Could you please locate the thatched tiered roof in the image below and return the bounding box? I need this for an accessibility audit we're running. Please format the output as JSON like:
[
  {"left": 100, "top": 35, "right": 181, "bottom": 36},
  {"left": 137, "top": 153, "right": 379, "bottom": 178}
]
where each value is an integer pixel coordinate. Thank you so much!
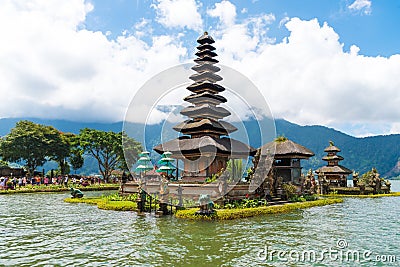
[
  {"left": 174, "top": 31, "right": 236, "bottom": 137},
  {"left": 260, "top": 137, "right": 314, "bottom": 159},
  {"left": 153, "top": 136, "right": 254, "bottom": 158},
  {"left": 154, "top": 32, "right": 255, "bottom": 158},
  {"left": 316, "top": 165, "right": 352, "bottom": 175},
  {"left": 316, "top": 141, "right": 352, "bottom": 175}
]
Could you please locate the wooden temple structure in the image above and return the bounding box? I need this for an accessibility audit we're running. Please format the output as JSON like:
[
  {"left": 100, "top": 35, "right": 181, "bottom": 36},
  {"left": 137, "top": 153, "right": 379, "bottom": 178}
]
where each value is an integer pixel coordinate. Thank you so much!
[
  {"left": 251, "top": 137, "right": 315, "bottom": 197},
  {"left": 315, "top": 141, "right": 352, "bottom": 187},
  {"left": 153, "top": 32, "right": 255, "bottom": 182},
  {"left": 261, "top": 137, "right": 315, "bottom": 185}
]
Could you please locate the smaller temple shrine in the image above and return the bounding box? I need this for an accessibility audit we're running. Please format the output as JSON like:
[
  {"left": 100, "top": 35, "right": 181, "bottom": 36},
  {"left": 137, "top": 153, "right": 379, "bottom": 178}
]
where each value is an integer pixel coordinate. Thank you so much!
[
  {"left": 258, "top": 137, "right": 314, "bottom": 184},
  {"left": 250, "top": 137, "right": 314, "bottom": 198},
  {"left": 315, "top": 141, "right": 352, "bottom": 187}
]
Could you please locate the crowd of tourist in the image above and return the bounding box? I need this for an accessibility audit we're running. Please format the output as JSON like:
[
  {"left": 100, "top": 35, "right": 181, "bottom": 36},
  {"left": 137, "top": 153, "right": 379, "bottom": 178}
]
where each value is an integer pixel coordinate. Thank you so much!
[{"left": 0, "top": 175, "right": 114, "bottom": 190}]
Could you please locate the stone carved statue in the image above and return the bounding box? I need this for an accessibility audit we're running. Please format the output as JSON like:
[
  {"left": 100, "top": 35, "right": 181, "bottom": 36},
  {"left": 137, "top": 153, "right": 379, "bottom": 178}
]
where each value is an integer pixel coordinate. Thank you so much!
[
  {"left": 310, "top": 176, "right": 316, "bottom": 194},
  {"left": 318, "top": 172, "right": 329, "bottom": 194},
  {"left": 158, "top": 176, "right": 170, "bottom": 214},
  {"left": 268, "top": 170, "right": 274, "bottom": 192},
  {"left": 302, "top": 169, "right": 313, "bottom": 193},
  {"left": 385, "top": 180, "right": 391, "bottom": 192},
  {"left": 70, "top": 187, "right": 83, "bottom": 198},
  {"left": 197, "top": 194, "right": 214, "bottom": 215},
  {"left": 159, "top": 176, "right": 169, "bottom": 195},
  {"left": 353, "top": 171, "right": 359, "bottom": 187}
]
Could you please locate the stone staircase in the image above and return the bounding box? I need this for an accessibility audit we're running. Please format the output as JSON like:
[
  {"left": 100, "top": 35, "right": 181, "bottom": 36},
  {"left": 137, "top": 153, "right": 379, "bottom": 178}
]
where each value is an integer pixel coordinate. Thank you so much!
[{"left": 268, "top": 197, "right": 290, "bottom": 206}]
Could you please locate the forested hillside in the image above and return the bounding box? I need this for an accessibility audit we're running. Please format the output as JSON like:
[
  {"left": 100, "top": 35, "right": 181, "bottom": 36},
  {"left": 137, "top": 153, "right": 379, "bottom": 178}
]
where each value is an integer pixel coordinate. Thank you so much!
[{"left": 1, "top": 118, "right": 399, "bottom": 177}]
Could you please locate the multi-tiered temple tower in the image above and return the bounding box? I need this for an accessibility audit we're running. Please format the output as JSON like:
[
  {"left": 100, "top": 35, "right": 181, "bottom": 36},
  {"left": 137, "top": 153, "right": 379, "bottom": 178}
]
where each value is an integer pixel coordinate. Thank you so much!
[
  {"left": 154, "top": 32, "right": 255, "bottom": 182},
  {"left": 315, "top": 141, "right": 352, "bottom": 187}
]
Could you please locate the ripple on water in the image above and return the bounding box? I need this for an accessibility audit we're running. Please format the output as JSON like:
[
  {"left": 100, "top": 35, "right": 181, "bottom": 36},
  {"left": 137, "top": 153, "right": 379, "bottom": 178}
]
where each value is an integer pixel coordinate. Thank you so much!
[{"left": 1, "top": 187, "right": 400, "bottom": 266}]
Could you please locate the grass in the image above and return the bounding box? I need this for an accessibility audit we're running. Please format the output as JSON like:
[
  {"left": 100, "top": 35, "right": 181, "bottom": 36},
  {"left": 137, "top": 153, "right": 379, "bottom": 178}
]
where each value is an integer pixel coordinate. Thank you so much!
[
  {"left": 322, "top": 192, "right": 400, "bottom": 198},
  {"left": 64, "top": 196, "right": 137, "bottom": 211},
  {"left": 0, "top": 184, "right": 120, "bottom": 194},
  {"left": 64, "top": 197, "right": 102, "bottom": 205},
  {"left": 65, "top": 194, "right": 344, "bottom": 219},
  {"left": 64, "top": 191, "right": 400, "bottom": 219},
  {"left": 97, "top": 200, "right": 137, "bottom": 211},
  {"left": 175, "top": 198, "right": 344, "bottom": 220}
]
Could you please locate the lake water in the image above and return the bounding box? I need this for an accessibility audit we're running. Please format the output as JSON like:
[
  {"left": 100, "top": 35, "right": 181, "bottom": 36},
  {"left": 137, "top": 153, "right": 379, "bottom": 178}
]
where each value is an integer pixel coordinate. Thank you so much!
[{"left": 1, "top": 181, "right": 399, "bottom": 266}]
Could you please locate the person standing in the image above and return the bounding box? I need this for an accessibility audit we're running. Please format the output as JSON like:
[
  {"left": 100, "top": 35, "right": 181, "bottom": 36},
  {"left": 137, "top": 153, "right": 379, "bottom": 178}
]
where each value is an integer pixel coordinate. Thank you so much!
[
  {"left": 18, "top": 177, "right": 23, "bottom": 188},
  {"left": 63, "top": 175, "right": 69, "bottom": 187},
  {"left": 35, "top": 176, "right": 41, "bottom": 185}
]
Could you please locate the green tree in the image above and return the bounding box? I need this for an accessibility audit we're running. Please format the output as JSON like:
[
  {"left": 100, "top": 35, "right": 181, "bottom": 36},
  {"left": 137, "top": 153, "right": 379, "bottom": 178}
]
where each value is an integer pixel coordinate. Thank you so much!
[
  {"left": 77, "top": 129, "right": 141, "bottom": 182},
  {"left": 0, "top": 120, "right": 66, "bottom": 177},
  {"left": 48, "top": 132, "right": 74, "bottom": 175},
  {"left": 0, "top": 160, "right": 9, "bottom": 168},
  {"left": 69, "top": 150, "right": 84, "bottom": 173},
  {"left": 120, "top": 132, "right": 142, "bottom": 172}
]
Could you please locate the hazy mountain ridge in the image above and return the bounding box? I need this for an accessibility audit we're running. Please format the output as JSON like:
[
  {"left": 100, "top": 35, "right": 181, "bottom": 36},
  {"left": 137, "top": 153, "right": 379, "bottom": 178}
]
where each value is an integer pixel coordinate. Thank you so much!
[{"left": 1, "top": 118, "right": 399, "bottom": 177}]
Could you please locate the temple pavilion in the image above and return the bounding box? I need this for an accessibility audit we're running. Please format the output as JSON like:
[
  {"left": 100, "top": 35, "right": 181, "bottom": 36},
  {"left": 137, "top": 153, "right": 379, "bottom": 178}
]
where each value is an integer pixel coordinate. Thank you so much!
[
  {"left": 153, "top": 32, "right": 256, "bottom": 182},
  {"left": 259, "top": 137, "right": 314, "bottom": 185},
  {"left": 315, "top": 141, "right": 352, "bottom": 187}
]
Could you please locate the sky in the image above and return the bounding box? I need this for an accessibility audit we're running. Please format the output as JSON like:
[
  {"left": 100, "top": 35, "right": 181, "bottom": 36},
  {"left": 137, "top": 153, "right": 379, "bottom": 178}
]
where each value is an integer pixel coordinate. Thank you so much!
[{"left": 0, "top": 0, "right": 399, "bottom": 137}]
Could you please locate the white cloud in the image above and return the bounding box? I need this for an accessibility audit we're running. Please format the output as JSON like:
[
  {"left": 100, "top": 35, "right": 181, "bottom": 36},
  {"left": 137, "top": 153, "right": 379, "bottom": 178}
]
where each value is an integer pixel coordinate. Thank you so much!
[
  {"left": 390, "top": 123, "right": 400, "bottom": 135},
  {"left": 279, "top": 16, "right": 289, "bottom": 28},
  {"left": 151, "top": 0, "right": 202, "bottom": 31},
  {"left": 210, "top": 13, "right": 275, "bottom": 61},
  {"left": 1, "top": 0, "right": 399, "bottom": 137},
  {"left": 210, "top": 17, "right": 400, "bottom": 136},
  {"left": 134, "top": 18, "right": 153, "bottom": 37},
  {"left": 207, "top": 0, "right": 237, "bottom": 27},
  {"left": 0, "top": 0, "right": 187, "bottom": 122},
  {"left": 348, "top": 0, "right": 372, "bottom": 15}
]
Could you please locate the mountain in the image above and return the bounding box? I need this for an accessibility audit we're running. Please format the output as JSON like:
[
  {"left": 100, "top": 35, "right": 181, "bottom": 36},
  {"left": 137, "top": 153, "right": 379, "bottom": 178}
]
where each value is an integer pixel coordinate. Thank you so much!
[
  {"left": 274, "top": 119, "right": 400, "bottom": 177},
  {"left": 1, "top": 117, "right": 399, "bottom": 178}
]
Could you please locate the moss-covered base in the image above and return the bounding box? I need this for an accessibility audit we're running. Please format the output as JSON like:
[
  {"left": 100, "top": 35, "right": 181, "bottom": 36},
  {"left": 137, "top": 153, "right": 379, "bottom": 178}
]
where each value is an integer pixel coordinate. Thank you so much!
[
  {"left": 175, "top": 198, "right": 344, "bottom": 220},
  {"left": 0, "top": 184, "right": 119, "bottom": 194},
  {"left": 64, "top": 197, "right": 137, "bottom": 211},
  {"left": 322, "top": 192, "right": 400, "bottom": 198}
]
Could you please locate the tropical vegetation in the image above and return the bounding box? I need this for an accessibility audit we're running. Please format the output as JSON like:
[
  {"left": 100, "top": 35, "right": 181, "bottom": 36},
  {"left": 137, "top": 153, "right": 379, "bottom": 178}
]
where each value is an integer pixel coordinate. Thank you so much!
[
  {"left": 0, "top": 120, "right": 142, "bottom": 179},
  {"left": 1, "top": 118, "right": 399, "bottom": 177},
  {"left": 0, "top": 183, "right": 119, "bottom": 194},
  {"left": 64, "top": 193, "right": 138, "bottom": 211}
]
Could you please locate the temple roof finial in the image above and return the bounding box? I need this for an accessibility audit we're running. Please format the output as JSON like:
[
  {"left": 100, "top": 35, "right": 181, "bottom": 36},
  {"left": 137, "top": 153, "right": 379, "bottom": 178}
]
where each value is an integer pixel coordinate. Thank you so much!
[{"left": 197, "top": 32, "right": 214, "bottom": 44}]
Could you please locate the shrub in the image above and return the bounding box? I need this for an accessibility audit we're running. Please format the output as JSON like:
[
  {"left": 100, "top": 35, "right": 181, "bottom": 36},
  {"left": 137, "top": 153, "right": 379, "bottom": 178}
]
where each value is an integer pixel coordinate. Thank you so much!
[
  {"left": 282, "top": 183, "right": 297, "bottom": 199},
  {"left": 65, "top": 197, "right": 137, "bottom": 211},
  {"left": 97, "top": 200, "right": 137, "bottom": 211}
]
